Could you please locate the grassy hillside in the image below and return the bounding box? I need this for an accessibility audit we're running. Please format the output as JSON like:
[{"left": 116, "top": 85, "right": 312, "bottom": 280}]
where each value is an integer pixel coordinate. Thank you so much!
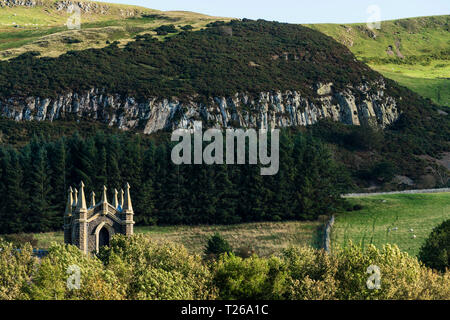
[
  {"left": 0, "top": 19, "right": 382, "bottom": 100},
  {"left": 309, "top": 16, "right": 450, "bottom": 106},
  {"left": 1, "top": 2, "right": 448, "bottom": 106},
  {"left": 332, "top": 193, "right": 450, "bottom": 256},
  {"left": 0, "top": 0, "right": 228, "bottom": 59}
]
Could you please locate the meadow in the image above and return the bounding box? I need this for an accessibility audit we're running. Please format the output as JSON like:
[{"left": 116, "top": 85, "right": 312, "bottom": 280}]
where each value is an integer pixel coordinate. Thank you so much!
[
  {"left": 310, "top": 15, "right": 450, "bottom": 107},
  {"left": 332, "top": 193, "right": 450, "bottom": 256},
  {"left": 34, "top": 220, "right": 324, "bottom": 257},
  {"left": 374, "top": 66, "right": 449, "bottom": 108},
  {"left": 29, "top": 193, "right": 450, "bottom": 257}
]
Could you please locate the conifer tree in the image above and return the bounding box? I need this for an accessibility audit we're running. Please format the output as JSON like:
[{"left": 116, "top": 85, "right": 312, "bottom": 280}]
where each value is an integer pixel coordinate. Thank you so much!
[{"left": 0, "top": 149, "right": 28, "bottom": 233}]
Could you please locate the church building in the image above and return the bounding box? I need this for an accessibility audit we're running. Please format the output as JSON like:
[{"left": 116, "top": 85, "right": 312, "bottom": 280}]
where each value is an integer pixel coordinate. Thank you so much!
[{"left": 64, "top": 182, "right": 135, "bottom": 254}]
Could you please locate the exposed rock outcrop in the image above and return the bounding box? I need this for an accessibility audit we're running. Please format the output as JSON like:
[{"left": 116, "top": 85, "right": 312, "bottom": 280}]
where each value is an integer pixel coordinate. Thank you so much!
[
  {"left": 0, "top": 81, "right": 401, "bottom": 134},
  {"left": 0, "top": 0, "right": 41, "bottom": 7}
]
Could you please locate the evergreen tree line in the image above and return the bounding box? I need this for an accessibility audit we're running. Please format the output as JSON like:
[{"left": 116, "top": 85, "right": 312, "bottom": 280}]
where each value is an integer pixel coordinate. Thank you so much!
[{"left": 0, "top": 130, "right": 351, "bottom": 234}]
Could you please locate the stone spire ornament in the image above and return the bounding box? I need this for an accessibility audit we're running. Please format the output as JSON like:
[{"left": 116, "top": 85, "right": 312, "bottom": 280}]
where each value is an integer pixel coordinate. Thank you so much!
[
  {"left": 112, "top": 188, "right": 119, "bottom": 208},
  {"left": 102, "top": 185, "right": 108, "bottom": 204},
  {"left": 65, "top": 187, "right": 73, "bottom": 216},
  {"left": 75, "top": 181, "right": 87, "bottom": 212},
  {"left": 123, "top": 182, "right": 133, "bottom": 213},
  {"left": 89, "top": 191, "right": 96, "bottom": 208},
  {"left": 101, "top": 185, "right": 108, "bottom": 215},
  {"left": 72, "top": 188, "right": 78, "bottom": 208},
  {"left": 123, "top": 182, "right": 135, "bottom": 236},
  {"left": 120, "top": 189, "right": 124, "bottom": 208}
]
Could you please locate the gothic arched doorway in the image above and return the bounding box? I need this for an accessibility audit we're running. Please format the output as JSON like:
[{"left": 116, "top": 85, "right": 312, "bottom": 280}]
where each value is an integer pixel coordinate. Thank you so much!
[{"left": 98, "top": 227, "right": 110, "bottom": 248}]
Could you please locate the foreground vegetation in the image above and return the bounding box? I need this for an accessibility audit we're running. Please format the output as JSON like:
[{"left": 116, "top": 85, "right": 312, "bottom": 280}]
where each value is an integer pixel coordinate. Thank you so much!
[
  {"left": 419, "top": 219, "right": 450, "bottom": 272},
  {"left": 332, "top": 193, "right": 450, "bottom": 256},
  {"left": 1, "top": 234, "right": 448, "bottom": 300}
]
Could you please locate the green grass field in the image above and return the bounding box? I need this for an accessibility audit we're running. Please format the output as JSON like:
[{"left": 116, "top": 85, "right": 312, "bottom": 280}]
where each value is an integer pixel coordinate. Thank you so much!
[
  {"left": 374, "top": 67, "right": 450, "bottom": 108},
  {"left": 310, "top": 15, "right": 450, "bottom": 107},
  {"left": 332, "top": 193, "right": 450, "bottom": 256}
]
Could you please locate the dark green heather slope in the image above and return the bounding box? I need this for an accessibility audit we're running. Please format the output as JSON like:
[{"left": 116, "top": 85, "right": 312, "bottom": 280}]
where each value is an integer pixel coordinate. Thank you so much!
[
  {"left": 0, "top": 19, "right": 448, "bottom": 190},
  {"left": 0, "top": 19, "right": 380, "bottom": 99}
]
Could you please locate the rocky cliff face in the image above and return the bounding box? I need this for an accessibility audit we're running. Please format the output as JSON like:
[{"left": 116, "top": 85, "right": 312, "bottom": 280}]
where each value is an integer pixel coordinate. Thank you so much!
[{"left": 0, "top": 81, "right": 401, "bottom": 134}]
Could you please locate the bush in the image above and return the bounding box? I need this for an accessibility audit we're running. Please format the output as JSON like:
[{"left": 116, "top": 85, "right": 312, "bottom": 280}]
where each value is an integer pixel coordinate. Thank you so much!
[
  {"left": 419, "top": 219, "right": 450, "bottom": 272},
  {"left": 286, "top": 244, "right": 449, "bottom": 300},
  {"left": 371, "top": 161, "right": 397, "bottom": 183},
  {"left": 213, "top": 254, "right": 287, "bottom": 300},
  {"left": 1, "top": 236, "right": 448, "bottom": 300},
  {"left": 0, "top": 241, "right": 37, "bottom": 300},
  {"left": 154, "top": 24, "right": 177, "bottom": 35},
  {"left": 204, "top": 233, "right": 233, "bottom": 258},
  {"left": 180, "top": 25, "right": 193, "bottom": 31},
  {"left": 27, "top": 243, "right": 124, "bottom": 300},
  {"left": 98, "top": 234, "right": 216, "bottom": 300},
  {"left": 212, "top": 244, "right": 450, "bottom": 300}
]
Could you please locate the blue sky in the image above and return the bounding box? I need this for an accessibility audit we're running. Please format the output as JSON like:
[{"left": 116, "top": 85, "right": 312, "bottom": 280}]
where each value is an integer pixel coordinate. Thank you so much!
[{"left": 98, "top": 0, "right": 450, "bottom": 24}]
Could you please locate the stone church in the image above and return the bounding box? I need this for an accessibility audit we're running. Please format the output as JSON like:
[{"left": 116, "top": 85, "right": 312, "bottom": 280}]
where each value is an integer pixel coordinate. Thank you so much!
[{"left": 64, "top": 182, "right": 135, "bottom": 254}]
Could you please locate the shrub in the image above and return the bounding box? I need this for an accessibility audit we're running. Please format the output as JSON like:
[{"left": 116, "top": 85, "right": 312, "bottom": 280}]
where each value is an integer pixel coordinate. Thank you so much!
[
  {"left": 283, "top": 246, "right": 339, "bottom": 300},
  {"left": 419, "top": 219, "right": 450, "bottom": 272},
  {"left": 154, "top": 24, "right": 177, "bottom": 35},
  {"left": 98, "top": 234, "right": 216, "bottom": 300},
  {"left": 213, "top": 244, "right": 449, "bottom": 300},
  {"left": 322, "top": 244, "right": 448, "bottom": 300},
  {"left": 204, "top": 233, "right": 233, "bottom": 258},
  {"left": 180, "top": 25, "right": 194, "bottom": 31},
  {"left": 371, "top": 161, "right": 397, "bottom": 182},
  {"left": 27, "top": 243, "right": 124, "bottom": 300},
  {"left": 0, "top": 241, "right": 37, "bottom": 300},
  {"left": 213, "top": 254, "right": 287, "bottom": 300}
]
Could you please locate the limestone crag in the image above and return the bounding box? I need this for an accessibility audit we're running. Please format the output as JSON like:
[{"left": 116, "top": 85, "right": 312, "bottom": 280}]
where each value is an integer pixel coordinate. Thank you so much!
[
  {"left": 0, "top": 0, "right": 41, "bottom": 7},
  {"left": 0, "top": 81, "right": 401, "bottom": 134}
]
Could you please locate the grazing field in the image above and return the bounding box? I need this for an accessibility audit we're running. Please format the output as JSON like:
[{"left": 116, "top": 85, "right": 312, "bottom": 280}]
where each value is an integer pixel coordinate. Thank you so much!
[
  {"left": 33, "top": 220, "right": 324, "bottom": 256},
  {"left": 310, "top": 15, "right": 450, "bottom": 107},
  {"left": 332, "top": 193, "right": 450, "bottom": 256},
  {"left": 375, "top": 63, "right": 450, "bottom": 108}
]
